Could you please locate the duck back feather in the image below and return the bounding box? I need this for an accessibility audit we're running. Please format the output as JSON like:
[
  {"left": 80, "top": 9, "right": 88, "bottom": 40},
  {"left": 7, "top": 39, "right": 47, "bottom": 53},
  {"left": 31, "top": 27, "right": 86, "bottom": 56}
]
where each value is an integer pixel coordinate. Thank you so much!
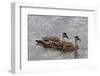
[{"left": 42, "top": 36, "right": 60, "bottom": 42}]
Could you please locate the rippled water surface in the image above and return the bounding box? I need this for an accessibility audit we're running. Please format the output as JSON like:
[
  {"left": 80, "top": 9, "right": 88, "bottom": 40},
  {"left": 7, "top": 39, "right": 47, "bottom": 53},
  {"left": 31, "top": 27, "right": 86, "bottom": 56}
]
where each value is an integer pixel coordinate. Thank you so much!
[{"left": 28, "top": 15, "right": 88, "bottom": 60}]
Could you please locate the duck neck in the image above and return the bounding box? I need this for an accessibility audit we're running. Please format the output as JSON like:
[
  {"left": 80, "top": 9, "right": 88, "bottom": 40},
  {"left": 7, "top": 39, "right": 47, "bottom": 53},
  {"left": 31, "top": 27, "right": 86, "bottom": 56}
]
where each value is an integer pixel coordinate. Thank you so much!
[
  {"left": 60, "top": 36, "right": 65, "bottom": 42},
  {"left": 75, "top": 39, "right": 78, "bottom": 45},
  {"left": 74, "top": 39, "right": 79, "bottom": 50}
]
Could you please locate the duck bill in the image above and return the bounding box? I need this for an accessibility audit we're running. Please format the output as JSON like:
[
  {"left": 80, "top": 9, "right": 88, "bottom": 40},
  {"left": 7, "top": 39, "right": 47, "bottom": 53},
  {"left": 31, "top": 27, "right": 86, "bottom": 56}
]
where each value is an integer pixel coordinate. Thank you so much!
[
  {"left": 78, "top": 38, "right": 81, "bottom": 41},
  {"left": 66, "top": 35, "right": 69, "bottom": 39}
]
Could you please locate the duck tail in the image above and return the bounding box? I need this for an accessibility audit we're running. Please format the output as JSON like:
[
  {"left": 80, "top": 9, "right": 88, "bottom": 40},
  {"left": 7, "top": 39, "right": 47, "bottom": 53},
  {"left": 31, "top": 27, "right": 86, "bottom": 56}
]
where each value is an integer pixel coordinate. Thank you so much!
[{"left": 35, "top": 40, "right": 45, "bottom": 44}]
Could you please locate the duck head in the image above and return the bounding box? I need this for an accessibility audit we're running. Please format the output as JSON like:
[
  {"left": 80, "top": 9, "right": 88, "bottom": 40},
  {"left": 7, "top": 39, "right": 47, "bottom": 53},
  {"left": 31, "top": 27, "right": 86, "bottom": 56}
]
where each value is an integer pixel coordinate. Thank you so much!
[
  {"left": 75, "top": 36, "right": 81, "bottom": 41},
  {"left": 62, "top": 32, "right": 69, "bottom": 39}
]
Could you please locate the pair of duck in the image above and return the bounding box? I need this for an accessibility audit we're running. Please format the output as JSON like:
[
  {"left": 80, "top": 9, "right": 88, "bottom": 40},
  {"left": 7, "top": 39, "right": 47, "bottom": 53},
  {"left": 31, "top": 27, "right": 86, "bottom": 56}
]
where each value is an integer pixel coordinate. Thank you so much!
[{"left": 36, "top": 32, "right": 81, "bottom": 58}]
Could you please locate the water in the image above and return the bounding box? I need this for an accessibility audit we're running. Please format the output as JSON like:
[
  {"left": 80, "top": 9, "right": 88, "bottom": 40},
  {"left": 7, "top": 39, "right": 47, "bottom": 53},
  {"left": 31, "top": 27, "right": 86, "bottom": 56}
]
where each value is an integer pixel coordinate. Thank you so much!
[{"left": 28, "top": 15, "right": 88, "bottom": 60}]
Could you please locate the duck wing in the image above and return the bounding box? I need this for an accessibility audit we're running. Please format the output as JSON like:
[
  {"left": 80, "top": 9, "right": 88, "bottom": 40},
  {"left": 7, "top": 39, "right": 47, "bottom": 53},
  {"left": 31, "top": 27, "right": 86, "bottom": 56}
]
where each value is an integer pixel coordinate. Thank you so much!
[
  {"left": 63, "top": 42, "right": 74, "bottom": 51},
  {"left": 42, "top": 36, "right": 60, "bottom": 42},
  {"left": 64, "top": 42, "right": 73, "bottom": 46}
]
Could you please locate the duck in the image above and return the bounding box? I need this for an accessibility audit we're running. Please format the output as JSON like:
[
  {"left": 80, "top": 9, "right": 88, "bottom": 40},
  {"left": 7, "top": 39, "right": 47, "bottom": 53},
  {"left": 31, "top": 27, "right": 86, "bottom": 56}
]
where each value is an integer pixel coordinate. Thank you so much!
[
  {"left": 35, "top": 32, "right": 69, "bottom": 48},
  {"left": 41, "top": 32, "right": 69, "bottom": 42},
  {"left": 62, "top": 36, "right": 81, "bottom": 58},
  {"left": 36, "top": 34, "right": 81, "bottom": 58}
]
